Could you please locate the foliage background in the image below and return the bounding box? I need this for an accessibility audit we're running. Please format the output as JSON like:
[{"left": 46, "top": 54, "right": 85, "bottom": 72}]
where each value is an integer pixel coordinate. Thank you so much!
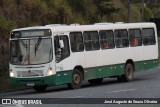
[{"left": 0, "top": 0, "right": 160, "bottom": 92}]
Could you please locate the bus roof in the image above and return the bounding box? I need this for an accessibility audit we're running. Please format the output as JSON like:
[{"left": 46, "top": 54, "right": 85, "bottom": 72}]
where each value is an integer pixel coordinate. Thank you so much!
[{"left": 12, "top": 22, "right": 156, "bottom": 33}]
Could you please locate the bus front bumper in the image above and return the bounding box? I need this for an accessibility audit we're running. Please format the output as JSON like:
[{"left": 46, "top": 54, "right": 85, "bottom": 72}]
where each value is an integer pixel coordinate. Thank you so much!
[{"left": 10, "top": 75, "right": 56, "bottom": 86}]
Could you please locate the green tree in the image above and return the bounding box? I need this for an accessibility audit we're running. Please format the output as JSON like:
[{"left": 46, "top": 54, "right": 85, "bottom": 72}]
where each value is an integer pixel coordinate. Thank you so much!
[
  {"left": 67, "top": 0, "right": 87, "bottom": 23},
  {"left": 0, "top": 17, "right": 16, "bottom": 37},
  {"left": 0, "top": 17, "right": 16, "bottom": 75},
  {"left": 67, "top": 0, "right": 99, "bottom": 24},
  {"left": 144, "top": 6, "right": 153, "bottom": 21},
  {"left": 93, "top": 0, "right": 119, "bottom": 21},
  {"left": 136, "top": 3, "right": 153, "bottom": 21}
]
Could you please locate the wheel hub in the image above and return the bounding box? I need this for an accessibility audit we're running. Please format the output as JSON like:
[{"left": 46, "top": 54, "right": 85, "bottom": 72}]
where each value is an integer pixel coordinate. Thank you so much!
[
  {"left": 73, "top": 74, "right": 80, "bottom": 84},
  {"left": 126, "top": 66, "right": 133, "bottom": 78}
]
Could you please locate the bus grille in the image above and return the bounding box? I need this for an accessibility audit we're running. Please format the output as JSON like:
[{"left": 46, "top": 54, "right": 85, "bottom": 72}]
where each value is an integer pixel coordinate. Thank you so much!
[{"left": 17, "top": 70, "right": 44, "bottom": 77}]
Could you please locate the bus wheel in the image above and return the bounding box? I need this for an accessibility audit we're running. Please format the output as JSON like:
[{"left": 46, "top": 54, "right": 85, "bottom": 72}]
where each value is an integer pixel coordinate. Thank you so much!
[
  {"left": 121, "top": 63, "right": 134, "bottom": 82},
  {"left": 33, "top": 85, "right": 47, "bottom": 92},
  {"left": 67, "top": 69, "right": 82, "bottom": 89},
  {"left": 88, "top": 78, "right": 103, "bottom": 85}
]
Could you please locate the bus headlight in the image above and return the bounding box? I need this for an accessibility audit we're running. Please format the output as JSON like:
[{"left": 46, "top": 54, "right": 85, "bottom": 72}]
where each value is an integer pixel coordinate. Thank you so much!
[
  {"left": 47, "top": 67, "right": 54, "bottom": 76},
  {"left": 10, "top": 72, "right": 14, "bottom": 77}
]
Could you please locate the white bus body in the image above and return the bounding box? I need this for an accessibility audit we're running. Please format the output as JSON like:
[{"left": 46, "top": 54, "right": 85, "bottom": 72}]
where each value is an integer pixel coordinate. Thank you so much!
[{"left": 9, "top": 22, "right": 158, "bottom": 92}]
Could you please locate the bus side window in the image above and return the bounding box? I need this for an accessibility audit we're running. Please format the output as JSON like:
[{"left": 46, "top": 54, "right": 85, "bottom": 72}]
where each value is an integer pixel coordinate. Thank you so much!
[
  {"left": 142, "top": 28, "right": 156, "bottom": 45},
  {"left": 60, "top": 35, "right": 70, "bottom": 59},
  {"left": 54, "top": 35, "right": 70, "bottom": 62},
  {"left": 83, "top": 31, "right": 100, "bottom": 51},
  {"left": 99, "top": 30, "right": 115, "bottom": 49},
  {"left": 70, "top": 32, "right": 84, "bottom": 52},
  {"left": 115, "top": 29, "right": 129, "bottom": 48},
  {"left": 129, "top": 29, "right": 142, "bottom": 47}
]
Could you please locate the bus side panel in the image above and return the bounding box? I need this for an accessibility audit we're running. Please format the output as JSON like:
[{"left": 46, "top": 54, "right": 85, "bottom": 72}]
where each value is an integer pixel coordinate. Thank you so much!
[
  {"left": 55, "top": 70, "right": 73, "bottom": 85},
  {"left": 84, "top": 49, "right": 117, "bottom": 80},
  {"left": 85, "top": 50, "right": 116, "bottom": 68},
  {"left": 84, "top": 64, "right": 125, "bottom": 80},
  {"left": 142, "top": 45, "right": 158, "bottom": 70},
  {"left": 134, "top": 61, "right": 143, "bottom": 72},
  {"left": 115, "top": 47, "right": 134, "bottom": 65},
  {"left": 130, "top": 46, "right": 143, "bottom": 72},
  {"left": 134, "top": 59, "right": 158, "bottom": 72},
  {"left": 55, "top": 52, "right": 85, "bottom": 85},
  {"left": 134, "top": 43, "right": 158, "bottom": 72}
]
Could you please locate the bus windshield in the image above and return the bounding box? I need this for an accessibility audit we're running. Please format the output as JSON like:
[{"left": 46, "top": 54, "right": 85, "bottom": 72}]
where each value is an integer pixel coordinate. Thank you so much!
[{"left": 10, "top": 38, "right": 53, "bottom": 65}]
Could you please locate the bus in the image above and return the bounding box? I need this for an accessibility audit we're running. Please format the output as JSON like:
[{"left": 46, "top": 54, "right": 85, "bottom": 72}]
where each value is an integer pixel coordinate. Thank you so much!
[{"left": 9, "top": 22, "right": 158, "bottom": 92}]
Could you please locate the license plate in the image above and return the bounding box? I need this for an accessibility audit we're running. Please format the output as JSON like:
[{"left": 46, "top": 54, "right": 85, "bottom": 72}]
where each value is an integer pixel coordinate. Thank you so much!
[{"left": 27, "top": 83, "right": 35, "bottom": 86}]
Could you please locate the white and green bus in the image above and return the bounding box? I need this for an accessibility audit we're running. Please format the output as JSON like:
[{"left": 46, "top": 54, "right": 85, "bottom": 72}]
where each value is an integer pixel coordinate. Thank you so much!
[{"left": 9, "top": 22, "right": 158, "bottom": 92}]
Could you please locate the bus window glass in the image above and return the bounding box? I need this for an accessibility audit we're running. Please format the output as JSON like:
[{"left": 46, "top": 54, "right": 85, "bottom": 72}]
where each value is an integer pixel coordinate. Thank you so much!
[
  {"left": 70, "top": 32, "right": 84, "bottom": 52},
  {"left": 115, "top": 29, "right": 129, "bottom": 48},
  {"left": 84, "top": 31, "right": 100, "bottom": 51},
  {"left": 54, "top": 35, "right": 70, "bottom": 62},
  {"left": 10, "top": 38, "right": 53, "bottom": 65},
  {"left": 129, "top": 29, "right": 142, "bottom": 46},
  {"left": 142, "top": 28, "right": 156, "bottom": 45},
  {"left": 99, "top": 30, "right": 115, "bottom": 49}
]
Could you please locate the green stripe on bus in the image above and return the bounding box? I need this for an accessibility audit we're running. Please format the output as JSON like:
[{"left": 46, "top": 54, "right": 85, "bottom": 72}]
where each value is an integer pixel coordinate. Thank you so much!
[
  {"left": 10, "top": 75, "right": 56, "bottom": 86},
  {"left": 10, "top": 59, "right": 158, "bottom": 86},
  {"left": 84, "top": 64, "right": 124, "bottom": 80},
  {"left": 55, "top": 70, "right": 73, "bottom": 85},
  {"left": 135, "top": 59, "right": 158, "bottom": 72},
  {"left": 83, "top": 59, "right": 158, "bottom": 80}
]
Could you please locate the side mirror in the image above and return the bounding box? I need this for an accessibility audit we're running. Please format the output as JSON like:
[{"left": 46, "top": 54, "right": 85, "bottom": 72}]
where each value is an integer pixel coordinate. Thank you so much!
[{"left": 59, "top": 40, "right": 64, "bottom": 48}]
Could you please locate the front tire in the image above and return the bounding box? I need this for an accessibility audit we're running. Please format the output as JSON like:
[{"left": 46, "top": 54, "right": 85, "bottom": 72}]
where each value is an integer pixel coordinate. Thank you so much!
[
  {"left": 33, "top": 85, "right": 47, "bottom": 92},
  {"left": 67, "top": 69, "right": 83, "bottom": 89}
]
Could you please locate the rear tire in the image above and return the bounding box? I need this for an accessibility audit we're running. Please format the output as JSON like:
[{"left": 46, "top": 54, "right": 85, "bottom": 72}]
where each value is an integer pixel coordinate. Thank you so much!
[
  {"left": 33, "top": 85, "right": 47, "bottom": 92},
  {"left": 117, "top": 63, "right": 134, "bottom": 82},
  {"left": 67, "top": 69, "right": 82, "bottom": 89},
  {"left": 88, "top": 78, "right": 103, "bottom": 85}
]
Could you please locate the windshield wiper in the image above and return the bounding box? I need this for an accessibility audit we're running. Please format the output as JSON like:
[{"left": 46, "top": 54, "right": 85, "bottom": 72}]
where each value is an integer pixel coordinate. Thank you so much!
[
  {"left": 34, "top": 37, "right": 42, "bottom": 57},
  {"left": 22, "top": 55, "right": 29, "bottom": 64},
  {"left": 18, "top": 39, "right": 28, "bottom": 48}
]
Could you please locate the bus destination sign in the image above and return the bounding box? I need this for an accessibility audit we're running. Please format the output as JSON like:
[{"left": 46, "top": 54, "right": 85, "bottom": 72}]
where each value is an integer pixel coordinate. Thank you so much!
[{"left": 11, "top": 29, "right": 51, "bottom": 38}]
